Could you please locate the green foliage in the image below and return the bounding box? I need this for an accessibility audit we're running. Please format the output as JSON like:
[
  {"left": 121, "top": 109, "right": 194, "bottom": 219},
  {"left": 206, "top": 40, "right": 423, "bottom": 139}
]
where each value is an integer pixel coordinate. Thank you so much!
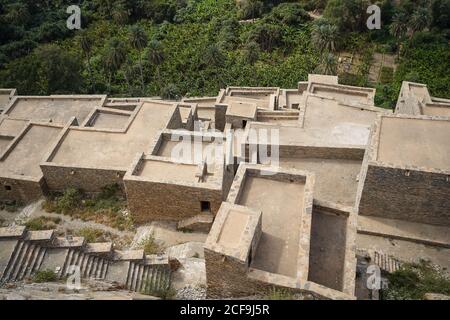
[
  {"left": 324, "top": 0, "right": 369, "bottom": 32},
  {"left": 265, "top": 3, "right": 311, "bottom": 26},
  {"left": 43, "top": 185, "right": 132, "bottom": 231},
  {"left": 383, "top": 261, "right": 450, "bottom": 300},
  {"left": 33, "top": 270, "right": 57, "bottom": 283},
  {"left": 75, "top": 228, "right": 106, "bottom": 243},
  {"left": 0, "top": 0, "right": 448, "bottom": 103},
  {"left": 24, "top": 216, "right": 61, "bottom": 231},
  {"left": 264, "top": 287, "right": 294, "bottom": 300},
  {"left": 138, "top": 233, "right": 162, "bottom": 255}
]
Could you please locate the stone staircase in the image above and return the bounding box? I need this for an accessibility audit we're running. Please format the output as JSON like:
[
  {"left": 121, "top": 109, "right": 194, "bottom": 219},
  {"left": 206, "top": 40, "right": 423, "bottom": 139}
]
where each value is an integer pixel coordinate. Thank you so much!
[
  {"left": 371, "top": 251, "right": 402, "bottom": 274},
  {"left": 0, "top": 226, "right": 171, "bottom": 293}
]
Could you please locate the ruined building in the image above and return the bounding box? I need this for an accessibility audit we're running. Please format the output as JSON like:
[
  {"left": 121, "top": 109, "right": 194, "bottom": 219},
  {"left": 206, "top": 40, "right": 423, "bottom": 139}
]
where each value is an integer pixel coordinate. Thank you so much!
[{"left": 0, "top": 74, "right": 449, "bottom": 299}]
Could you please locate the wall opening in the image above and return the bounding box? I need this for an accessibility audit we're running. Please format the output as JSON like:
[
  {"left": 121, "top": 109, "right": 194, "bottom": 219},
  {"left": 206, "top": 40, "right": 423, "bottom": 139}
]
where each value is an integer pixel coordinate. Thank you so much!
[
  {"left": 4, "top": 185, "right": 12, "bottom": 191},
  {"left": 201, "top": 201, "right": 211, "bottom": 213}
]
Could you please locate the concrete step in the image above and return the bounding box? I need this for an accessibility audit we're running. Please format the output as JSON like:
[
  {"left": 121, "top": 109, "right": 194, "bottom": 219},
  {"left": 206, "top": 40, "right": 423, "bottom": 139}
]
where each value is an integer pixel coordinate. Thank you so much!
[
  {"left": 2, "top": 241, "right": 25, "bottom": 281},
  {"left": 0, "top": 226, "right": 26, "bottom": 239},
  {"left": 21, "top": 243, "right": 40, "bottom": 279},
  {"left": 95, "top": 258, "right": 104, "bottom": 279},
  {"left": 371, "top": 251, "right": 402, "bottom": 274},
  {"left": 135, "top": 264, "right": 144, "bottom": 292},
  {"left": 9, "top": 241, "right": 30, "bottom": 281},
  {"left": 29, "top": 247, "right": 46, "bottom": 277},
  {"left": 16, "top": 243, "right": 37, "bottom": 281},
  {"left": 0, "top": 239, "right": 20, "bottom": 280},
  {"left": 125, "top": 262, "right": 135, "bottom": 290},
  {"left": 60, "top": 248, "right": 75, "bottom": 278},
  {"left": 100, "top": 260, "right": 109, "bottom": 278},
  {"left": 0, "top": 240, "right": 22, "bottom": 281}
]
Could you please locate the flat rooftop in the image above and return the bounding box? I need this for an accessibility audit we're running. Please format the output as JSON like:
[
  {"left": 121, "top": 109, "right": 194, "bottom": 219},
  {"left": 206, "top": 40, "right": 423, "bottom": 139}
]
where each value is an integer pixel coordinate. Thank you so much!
[
  {"left": 4, "top": 96, "right": 104, "bottom": 124},
  {"left": 0, "top": 124, "right": 62, "bottom": 178},
  {"left": 421, "top": 104, "right": 450, "bottom": 117},
  {"left": 377, "top": 117, "right": 450, "bottom": 171},
  {"left": 0, "top": 118, "right": 28, "bottom": 137},
  {"left": 248, "top": 123, "right": 370, "bottom": 146},
  {"left": 226, "top": 101, "right": 257, "bottom": 119},
  {"left": 303, "top": 95, "right": 380, "bottom": 130},
  {"left": 88, "top": 111, "right": 131, "bottom": 130},
  {"left": 237, "top": 175, "right": 305, "bottom": 278},
  {"left": 279, "top": 158, "right": 362, "bottom": 207},
  {"left": 309, "top": 83, "right": 374, "bottom": 106},
  {"left": 49, "top": 102, "right": 176, "bottom": 169}
]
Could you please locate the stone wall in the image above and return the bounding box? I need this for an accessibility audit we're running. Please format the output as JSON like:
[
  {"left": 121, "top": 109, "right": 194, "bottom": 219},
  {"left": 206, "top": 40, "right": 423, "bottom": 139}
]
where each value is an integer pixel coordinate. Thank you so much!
[
  {"left": 40, "top": 164, "right": 126, "bottom": 194},
  {"left": 124, "top": 179, "right": 222, "bottom": 223},
  {"left": 0, "top": 177, "right": 46, "bottom": 203},
  {"left": 359, "top": 165, "right": 450, "bottom": 226}
]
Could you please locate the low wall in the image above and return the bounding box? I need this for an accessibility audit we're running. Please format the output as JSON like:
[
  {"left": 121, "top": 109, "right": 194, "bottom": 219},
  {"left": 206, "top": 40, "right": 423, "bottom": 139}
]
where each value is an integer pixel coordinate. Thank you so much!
[
  {"left": 0, "top": 177, "right": 46, "bottom": 204},
  {"left": 359, "top": 165, "right": 450, "bottom": 226},
  {"left": 124, "top": 179, "right": 222, "bottom": 224},
  {"left": 40, "top": 164, "right": 126, "bottom": 194}
]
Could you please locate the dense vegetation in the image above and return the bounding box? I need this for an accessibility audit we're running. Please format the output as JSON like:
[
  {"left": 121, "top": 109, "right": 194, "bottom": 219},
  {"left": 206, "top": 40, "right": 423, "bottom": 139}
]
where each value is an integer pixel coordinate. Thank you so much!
[
  {"left": 383, "top": 261, "right": 450, "bottom": 300},
  {"left": 0, "top": 0, "right": 448, "bottom": 108}
]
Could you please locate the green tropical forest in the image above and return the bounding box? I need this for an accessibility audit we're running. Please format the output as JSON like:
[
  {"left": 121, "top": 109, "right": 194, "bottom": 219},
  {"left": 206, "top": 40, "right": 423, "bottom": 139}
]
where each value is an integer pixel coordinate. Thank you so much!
[{"left": 0, "top": 0, "right": 449, "bottom": 109}]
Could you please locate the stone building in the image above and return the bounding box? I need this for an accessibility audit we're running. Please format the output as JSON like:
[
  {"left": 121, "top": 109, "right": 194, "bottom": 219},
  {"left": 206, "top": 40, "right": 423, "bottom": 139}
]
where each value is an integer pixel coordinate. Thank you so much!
[{"left": 0, "top": 74, "right": 449, "bottom": 299}]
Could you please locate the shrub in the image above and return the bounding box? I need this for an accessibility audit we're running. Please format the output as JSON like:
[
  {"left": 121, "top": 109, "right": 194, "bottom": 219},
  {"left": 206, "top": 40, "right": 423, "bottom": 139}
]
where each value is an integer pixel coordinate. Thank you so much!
[
  {"left": 24, "top": 216, "right": 61, "bottom": 231},
  {"left": 75, "top": 228, "right": 105, "bottom": 243},
  {"left": 383, "top": 261, "right": 450, "bottom": 300},
  {"left": 33, "top": 270, "right": 57, "bottom": 283},
  {"left": 138, "top": 233, "right": 162, "bottom": 255}
]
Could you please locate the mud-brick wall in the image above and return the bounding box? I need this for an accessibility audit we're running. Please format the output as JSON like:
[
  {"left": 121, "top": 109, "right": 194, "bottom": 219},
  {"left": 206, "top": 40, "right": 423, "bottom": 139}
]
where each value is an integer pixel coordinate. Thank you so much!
[
  {"left": 359, "top": 165, "right": 450, "bottom": 226},
  {"left": 40, "top": 165, "right": 126, "bottom": 194},
  {"left": 0, "top": 177, "right": 46, "bottom": 204},
  {"left": 124, "top": 179, "right": 222, "bottom": 224}
]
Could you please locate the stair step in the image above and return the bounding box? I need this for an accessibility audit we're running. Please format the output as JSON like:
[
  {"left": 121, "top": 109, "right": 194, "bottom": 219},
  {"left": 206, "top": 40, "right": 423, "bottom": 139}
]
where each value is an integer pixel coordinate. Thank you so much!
[
  {"left": 8, "top": 241, "right": 29, "bottom": 281},
  {"left": 61, "top": 249, "right": 74, "bottom": 278},
  {"left": 139, "top": 266, "right": 149, "bottom": 293},
  {"left": 134, "top": 264, "right": 143, "bottom": 292},
  {"left": 95, "top": 259, "right": 104, "bottom": 279},
  {"left": 1, "top": 241, "right": 24, "bottom": 281},
  {"left": 29, "top": 247, "right": 46, "bottom": 276},
  {"left": 16, "top": 244, "right": 37, "bottom": 281},
  {"left": 22, "top": 244, "right": 40, "bottom": 279},
  {"left": 101, "top": 260, "right": 109, "bottom": 279},
  {"left": 125, "top": 262, "right": 134, "bottom": 290}
]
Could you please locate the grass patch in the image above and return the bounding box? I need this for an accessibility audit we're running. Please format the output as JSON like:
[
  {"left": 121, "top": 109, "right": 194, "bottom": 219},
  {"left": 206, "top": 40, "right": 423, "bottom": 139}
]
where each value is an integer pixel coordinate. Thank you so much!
[
  {"left": 42, "top": 184, "right": 133, "bottom": 231},
  {"left": 74, "top": 228, "right": 106, "bottom": 243},
  {"left": 138, "top": 233, "right": 162, "bottom": 255},
  {"left": 264, "top": 287, "right": 294, "bottom": 300},
  {"left": 382, "top": 261, "right": 450, "bottom": 300},
  {"left": 24, "top": 216, "right": 61, "bottom": 231},
  {"left": 33, "top": 270, "right": 57, "bottom": 283}
]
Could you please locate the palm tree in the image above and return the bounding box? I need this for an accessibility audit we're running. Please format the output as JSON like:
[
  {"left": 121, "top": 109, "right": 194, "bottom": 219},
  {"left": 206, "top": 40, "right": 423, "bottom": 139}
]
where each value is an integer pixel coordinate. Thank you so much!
[
  {"left": 129, "top": 25, "right": 148, "bottom": 91},
  {"left": 319, "top": 53, "right": 338, "bottom": 76},
  {"left": 312, "top": 20, "right": 339, "bottom": 54},
  {"left": 146, "top": 40, "right": 165, "bottom": 88},
  {"left": 80, "top": 32, "right": 94, "bottom": 92},
  {"left": 203, "top": 44, "right": 225, "bottom": 67},
  {"left": 104, "top": 38, "right": 127, "bottom": 93},
  {"left": 389, "top": 13, "right": 408, "bottom": 59},
  {"left": 411, "top": 7, "right": 430, "bottom": 35}
]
